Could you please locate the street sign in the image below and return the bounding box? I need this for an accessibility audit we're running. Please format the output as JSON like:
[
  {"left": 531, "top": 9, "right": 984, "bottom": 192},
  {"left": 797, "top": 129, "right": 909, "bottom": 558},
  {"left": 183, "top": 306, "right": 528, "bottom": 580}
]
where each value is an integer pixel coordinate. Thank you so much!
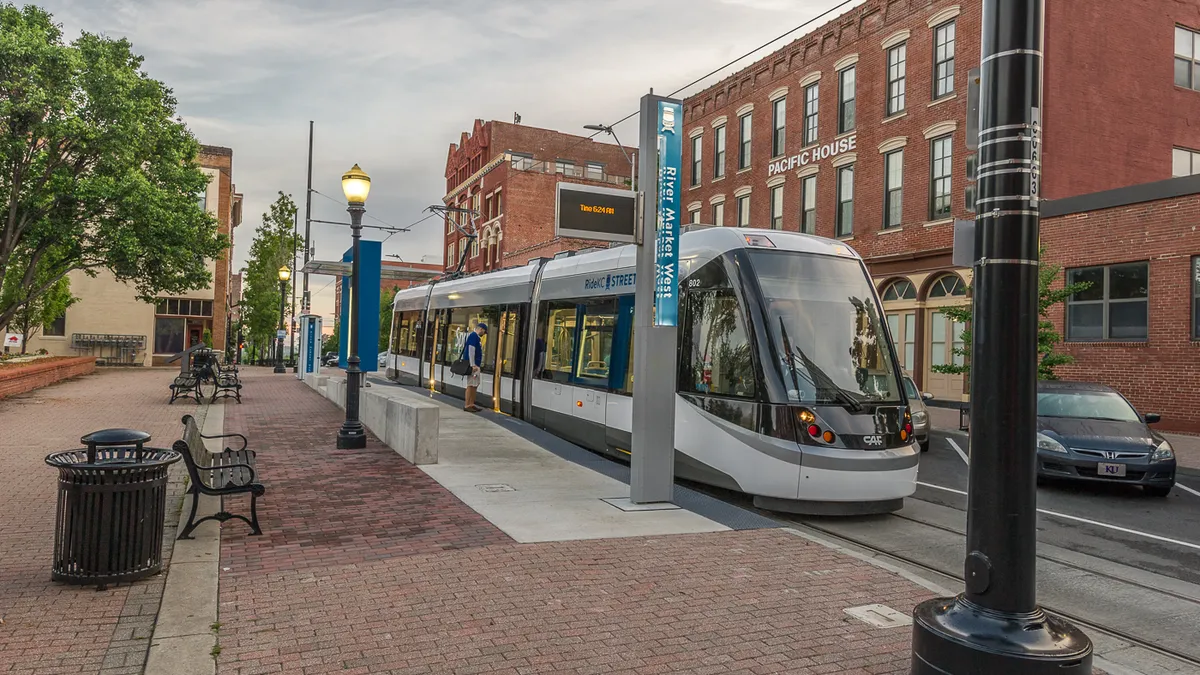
[
  {"left": 276, "top": 329, "right": 286, "bottom": 339},
  {"left": 653, "top": 99, "right": 683, "bottom": 327},
  {"left": 555, "top": 183, "right": 637, "bottom": 243}
]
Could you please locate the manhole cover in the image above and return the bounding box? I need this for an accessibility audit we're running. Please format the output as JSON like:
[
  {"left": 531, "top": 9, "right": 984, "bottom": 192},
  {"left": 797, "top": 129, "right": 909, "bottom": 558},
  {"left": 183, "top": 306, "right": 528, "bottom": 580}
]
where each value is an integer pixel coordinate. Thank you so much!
[
  {"left": 476, "top": 484, "right": 516, "bottom": 493},
  {"left": 843, "top": 604, "right": 912, "bottom": 628}
]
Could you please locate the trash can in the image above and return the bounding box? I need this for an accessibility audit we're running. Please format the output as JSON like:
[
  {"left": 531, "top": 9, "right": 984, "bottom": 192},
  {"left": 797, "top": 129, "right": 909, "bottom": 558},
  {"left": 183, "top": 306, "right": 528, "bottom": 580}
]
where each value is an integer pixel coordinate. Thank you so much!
[{"left": 45, "top": 429, "right": 180, "bottom": 589}]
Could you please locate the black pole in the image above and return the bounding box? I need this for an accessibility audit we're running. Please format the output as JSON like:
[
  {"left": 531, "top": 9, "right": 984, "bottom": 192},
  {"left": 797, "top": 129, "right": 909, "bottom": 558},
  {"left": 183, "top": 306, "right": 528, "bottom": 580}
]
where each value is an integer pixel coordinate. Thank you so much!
[
  {"left": 336, "top": 203, "right": 367, "bottom": 449},
  {"left": 236, "top": 323, "right": 242, "bottom": 365},
  {"left": 302, "top": 122, "right": 314, "bottom": 314},
  {"left": 274, "top": 278, "right": 287, "bottom": 373},
  {"left": 910, "top": 1, "right": 1091, "bottom": 672}
]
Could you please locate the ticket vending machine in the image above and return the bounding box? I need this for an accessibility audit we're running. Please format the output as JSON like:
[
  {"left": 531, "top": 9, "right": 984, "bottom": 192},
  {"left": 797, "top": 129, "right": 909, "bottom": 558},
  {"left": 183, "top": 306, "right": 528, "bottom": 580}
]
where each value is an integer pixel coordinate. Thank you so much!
[{"left": 297, "top": 314, "right": 323, "bottom": 380}]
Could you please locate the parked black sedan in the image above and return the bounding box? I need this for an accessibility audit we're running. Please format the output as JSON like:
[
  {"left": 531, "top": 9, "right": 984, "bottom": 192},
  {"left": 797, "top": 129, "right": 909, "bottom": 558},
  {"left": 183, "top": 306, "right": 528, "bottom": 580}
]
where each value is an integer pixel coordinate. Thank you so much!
[{"left": 1036, "top": 381, "right": 1176, "bottom": 496}]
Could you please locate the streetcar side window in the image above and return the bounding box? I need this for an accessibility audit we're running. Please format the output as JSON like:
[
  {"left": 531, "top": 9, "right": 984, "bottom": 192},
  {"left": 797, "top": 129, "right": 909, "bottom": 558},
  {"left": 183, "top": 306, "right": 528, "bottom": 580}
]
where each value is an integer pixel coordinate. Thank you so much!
[
  {"left": 539, "top": 301, "right": 578, "bottom": 383},
  {"left": 500, "top": 308, "right": 520, "bottom": 376},
  {"left": 403, "top": 311, "right": 421, "bottom": 357},
  {"left": 398, "top": 309, "right": 412, "bottom": 355},
  {"left": 575, "top": 298, "right": 618, "bottom": 386},
  {"left": 442, "top": 308, "right": 473, "bottom": 364}
]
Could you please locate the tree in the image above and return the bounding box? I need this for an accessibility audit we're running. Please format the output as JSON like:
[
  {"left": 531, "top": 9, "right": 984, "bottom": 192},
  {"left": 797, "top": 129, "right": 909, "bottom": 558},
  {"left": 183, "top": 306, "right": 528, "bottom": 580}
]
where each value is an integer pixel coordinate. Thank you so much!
[
  {"left": 379, "top": 287, "right": 397, "bottom": 352},
  {"left": 240, "top": 193, "right": 298, "bottom": 360},
  {"left": 931, "top": 248, "right": 1092, "bottom": 380},
  {"left": 323, "top": 321, "right": 339, "bottom": 354},
  {"left": 0, "top": 5, "right": 228, "bottom": 329},
  {"left": 1, "top": 254, "right": 74, "bottom": 352}
]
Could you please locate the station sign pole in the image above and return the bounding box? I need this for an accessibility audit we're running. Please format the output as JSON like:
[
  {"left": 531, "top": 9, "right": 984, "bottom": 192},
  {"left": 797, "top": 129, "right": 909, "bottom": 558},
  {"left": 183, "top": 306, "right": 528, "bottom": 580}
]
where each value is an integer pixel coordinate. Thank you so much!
[
  {"left": 630, "top": 92, "right": 682, "bottom": 505},
  {"left": 910, "top": 1, "right": 1092, "bottom": 672}
]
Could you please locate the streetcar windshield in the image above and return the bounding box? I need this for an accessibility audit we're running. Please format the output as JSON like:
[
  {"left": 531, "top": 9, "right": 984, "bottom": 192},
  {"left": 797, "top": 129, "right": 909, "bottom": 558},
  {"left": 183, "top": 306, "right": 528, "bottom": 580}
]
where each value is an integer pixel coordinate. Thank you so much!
[{"left": 748, "top": 250, "right": 901, "bottom": 406}]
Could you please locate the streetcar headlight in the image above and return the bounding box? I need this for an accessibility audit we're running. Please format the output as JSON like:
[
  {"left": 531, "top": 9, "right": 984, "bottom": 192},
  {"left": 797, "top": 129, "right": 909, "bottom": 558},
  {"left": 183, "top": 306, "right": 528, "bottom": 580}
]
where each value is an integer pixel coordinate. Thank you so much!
[
  {"left": 1150, "top": 440, "right": 1174, "bottom": 462},
  {"left": 1036, "top": 432, "right": 1067, "bottom": 454}
]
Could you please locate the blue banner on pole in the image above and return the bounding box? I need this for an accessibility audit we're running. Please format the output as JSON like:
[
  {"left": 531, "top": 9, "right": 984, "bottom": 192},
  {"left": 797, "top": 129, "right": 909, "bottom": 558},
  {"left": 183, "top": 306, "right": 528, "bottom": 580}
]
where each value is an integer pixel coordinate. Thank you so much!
[{"left": 653, "top": 100, "right": 682, "bottom": 327}]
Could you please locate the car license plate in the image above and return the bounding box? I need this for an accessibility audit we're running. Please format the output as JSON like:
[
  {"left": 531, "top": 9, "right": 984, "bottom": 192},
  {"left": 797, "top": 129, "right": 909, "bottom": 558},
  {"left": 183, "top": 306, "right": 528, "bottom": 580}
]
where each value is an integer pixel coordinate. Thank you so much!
[{"left": 1097, "top": 462, "right": 1127, "bottom": 477}]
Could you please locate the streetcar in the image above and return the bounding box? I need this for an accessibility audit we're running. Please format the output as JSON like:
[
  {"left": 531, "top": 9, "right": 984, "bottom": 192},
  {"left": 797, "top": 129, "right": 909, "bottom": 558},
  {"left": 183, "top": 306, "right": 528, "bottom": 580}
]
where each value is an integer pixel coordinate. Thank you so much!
[{"left": 385, "top": 227, "right": 918, "bottom": 515}]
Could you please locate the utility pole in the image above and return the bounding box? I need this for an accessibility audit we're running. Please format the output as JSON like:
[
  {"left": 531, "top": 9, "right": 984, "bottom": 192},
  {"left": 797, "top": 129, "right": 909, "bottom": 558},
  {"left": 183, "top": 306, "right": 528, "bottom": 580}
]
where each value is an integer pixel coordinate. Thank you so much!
[
  {"left": 910, "top": 1, "right": 1092, "bottom": 673},
  {"left": 290, "top": 212, "right": 299, "bottom": 371},
  {"left": 302, "top": 121, "right": 314, "bottom": 314}
]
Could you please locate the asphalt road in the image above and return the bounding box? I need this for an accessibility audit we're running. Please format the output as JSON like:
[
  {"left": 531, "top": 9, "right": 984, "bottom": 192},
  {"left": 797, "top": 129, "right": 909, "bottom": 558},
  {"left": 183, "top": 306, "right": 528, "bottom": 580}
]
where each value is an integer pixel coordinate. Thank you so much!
[{"left": 915, "top": 430, "right": 1200, "bottom": 586}]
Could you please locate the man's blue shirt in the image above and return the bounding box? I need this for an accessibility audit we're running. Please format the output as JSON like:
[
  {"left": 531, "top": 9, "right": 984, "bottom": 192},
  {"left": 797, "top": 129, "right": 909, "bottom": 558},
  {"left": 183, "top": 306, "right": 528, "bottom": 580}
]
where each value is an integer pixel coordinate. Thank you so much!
[{"left": 463, "top": 331, "right": 482, "bottom": 366}]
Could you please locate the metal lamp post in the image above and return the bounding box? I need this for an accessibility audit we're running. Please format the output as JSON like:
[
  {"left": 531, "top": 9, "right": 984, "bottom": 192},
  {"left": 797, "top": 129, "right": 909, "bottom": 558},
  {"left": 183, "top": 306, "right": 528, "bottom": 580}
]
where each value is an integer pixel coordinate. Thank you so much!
[
  {"left": 583, "top": 123, "right": 636, "bottom": 191},
  {"left": 274, "top": 266, "right": 290, "bottom": 373},
  {"left": 336, "top": 164, "right": 370, "bottom": 450},
  {"left": 909, "top": 1, "right": 1092, "bottom": 672}
]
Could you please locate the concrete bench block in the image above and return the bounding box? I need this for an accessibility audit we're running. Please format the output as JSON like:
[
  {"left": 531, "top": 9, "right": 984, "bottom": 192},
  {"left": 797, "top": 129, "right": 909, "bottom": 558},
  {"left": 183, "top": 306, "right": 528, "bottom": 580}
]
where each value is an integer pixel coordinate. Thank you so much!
[
  {"left": 360, "top": 390, "right": 390, "bottom": 440},
  {"left": 388, "top": 397, "right": 439, "bottom": 465}
]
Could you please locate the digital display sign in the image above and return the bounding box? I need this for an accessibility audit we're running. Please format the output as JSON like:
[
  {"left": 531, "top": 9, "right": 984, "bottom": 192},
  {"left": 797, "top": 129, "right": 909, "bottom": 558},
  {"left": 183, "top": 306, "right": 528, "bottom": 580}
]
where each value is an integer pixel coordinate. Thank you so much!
[{"left": 555, "top": 183, "right": 637, "bottom": 243}]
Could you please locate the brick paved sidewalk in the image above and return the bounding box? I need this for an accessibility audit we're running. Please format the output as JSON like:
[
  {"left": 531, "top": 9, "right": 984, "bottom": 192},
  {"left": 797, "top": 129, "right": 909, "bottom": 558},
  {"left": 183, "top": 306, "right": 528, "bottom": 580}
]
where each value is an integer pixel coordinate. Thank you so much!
[
  {"left": 216, "top": 372, "right": 942, "bottom": 674},
  {"left": 0, "top": 367, "right": 195, "bottom": 675}
]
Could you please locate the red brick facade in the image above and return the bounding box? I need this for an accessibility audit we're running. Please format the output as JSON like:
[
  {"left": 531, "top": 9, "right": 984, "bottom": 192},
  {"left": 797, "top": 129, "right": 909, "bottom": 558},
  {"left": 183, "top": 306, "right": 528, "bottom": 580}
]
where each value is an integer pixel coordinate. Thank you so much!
[
  {"left": 443, "top": 120, "right": 636, "bottom": 273},
  {"left": 1042, "top": 185, "right": 1200, "bottom": 433},
  {"left": 679, "top": 0, "right": 1200, "bottom": 425},
  {"left": 198, "top": 145, "right": 239, "bottom": 354}
]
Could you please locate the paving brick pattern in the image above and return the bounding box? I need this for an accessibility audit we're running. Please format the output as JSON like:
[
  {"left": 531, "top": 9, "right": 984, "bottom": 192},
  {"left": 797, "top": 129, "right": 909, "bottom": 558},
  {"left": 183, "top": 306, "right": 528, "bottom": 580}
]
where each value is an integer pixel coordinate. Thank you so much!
[
  {"left": 218, "top": 529, "right": 932, "bottom": 675},
  {"left": 219, "top": 369, "right": 511, "bottom": 579},
  {"left": 216, "top": 372, "right": 944, "bottom": 674},
  {"left": 0, "top": 367, "right": 196, "bottom": 675}
]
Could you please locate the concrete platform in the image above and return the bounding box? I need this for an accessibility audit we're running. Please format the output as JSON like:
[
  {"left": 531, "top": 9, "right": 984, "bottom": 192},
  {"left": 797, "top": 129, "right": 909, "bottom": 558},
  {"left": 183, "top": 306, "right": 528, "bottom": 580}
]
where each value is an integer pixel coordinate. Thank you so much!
[{"left": 378, "top": 384, "right": 730, "bottom": 543}]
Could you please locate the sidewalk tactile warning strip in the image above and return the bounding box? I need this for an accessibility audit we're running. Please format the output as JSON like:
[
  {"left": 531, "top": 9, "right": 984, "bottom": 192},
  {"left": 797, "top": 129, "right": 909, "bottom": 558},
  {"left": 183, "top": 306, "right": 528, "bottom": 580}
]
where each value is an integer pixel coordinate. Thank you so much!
[{"left": 844, "top": 604, "right": 913, "bottom": 628}]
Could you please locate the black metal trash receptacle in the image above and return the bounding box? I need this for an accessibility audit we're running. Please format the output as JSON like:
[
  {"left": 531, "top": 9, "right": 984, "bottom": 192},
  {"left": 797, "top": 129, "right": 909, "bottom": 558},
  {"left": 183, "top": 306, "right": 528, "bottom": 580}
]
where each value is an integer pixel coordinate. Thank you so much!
[{"left": 45, "top": 429, "right": 181, "bottom": 589}]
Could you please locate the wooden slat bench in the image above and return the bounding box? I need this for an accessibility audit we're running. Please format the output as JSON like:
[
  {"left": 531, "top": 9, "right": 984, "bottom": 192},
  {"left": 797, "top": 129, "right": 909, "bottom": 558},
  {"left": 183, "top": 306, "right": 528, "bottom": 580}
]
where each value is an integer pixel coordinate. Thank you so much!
[
  {"left": 210, "top": 359, "right": 242, "bottom": 404},
  {"left": 175, "top": 414, "right": 265, "bottom": 539},
  {"left": 169, "top": 372, "right": 202, "bottom": 404}
]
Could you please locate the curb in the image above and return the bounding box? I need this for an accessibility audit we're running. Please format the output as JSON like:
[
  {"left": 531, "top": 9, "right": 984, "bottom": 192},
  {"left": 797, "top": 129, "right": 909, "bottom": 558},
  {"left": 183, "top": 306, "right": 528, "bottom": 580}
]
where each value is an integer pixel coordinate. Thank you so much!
[{"left": 145, "top": 403, "right": 223, "bottom": 675}]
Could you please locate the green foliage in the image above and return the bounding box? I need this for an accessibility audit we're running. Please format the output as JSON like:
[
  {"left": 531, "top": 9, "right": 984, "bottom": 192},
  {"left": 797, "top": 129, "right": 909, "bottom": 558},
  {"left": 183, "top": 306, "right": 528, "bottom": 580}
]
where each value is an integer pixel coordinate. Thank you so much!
[
  {"left": 240, "top": 193, "right": 298, "bottom": 355},
  {"left": 323, "top": 321, "right": 339, "bottom": 354},
  {"left": 380, "top": 287, "right": 397, "bottom": 352},
  {"left": 202, "top": 327, "right": 212, "bottom": 348},
  {"left": 1, "top": 252, "right": 75, "bottom": 352},
  {"left": 0, "top": 4, "right": 227, "bottom": 329},
  {"left": 931, "top": 248, "right": 1092, "bottom": 380}
]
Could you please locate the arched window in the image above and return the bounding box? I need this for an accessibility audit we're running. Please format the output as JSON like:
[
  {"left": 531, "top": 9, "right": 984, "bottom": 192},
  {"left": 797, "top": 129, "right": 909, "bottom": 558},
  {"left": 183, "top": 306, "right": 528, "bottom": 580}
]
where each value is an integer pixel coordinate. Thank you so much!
[
  {"left": 928, "top": 274, "right": 966, "bottom": 298},
  {"left": 881, "top": 279, "right": 917, "bottom": 301}
]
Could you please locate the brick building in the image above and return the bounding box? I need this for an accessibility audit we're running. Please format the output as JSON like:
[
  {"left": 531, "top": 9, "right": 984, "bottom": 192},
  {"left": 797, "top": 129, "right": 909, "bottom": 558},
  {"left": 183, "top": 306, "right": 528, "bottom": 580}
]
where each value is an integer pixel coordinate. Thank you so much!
[
  {"left": 24, "top": 144, "right": 242, "bottom": 365},
  {"left": 442, "top": 120, "right": 636, "bottom": 273},
  {"left": 680, "top": 0, "right": 1200, "bottom": 428}
]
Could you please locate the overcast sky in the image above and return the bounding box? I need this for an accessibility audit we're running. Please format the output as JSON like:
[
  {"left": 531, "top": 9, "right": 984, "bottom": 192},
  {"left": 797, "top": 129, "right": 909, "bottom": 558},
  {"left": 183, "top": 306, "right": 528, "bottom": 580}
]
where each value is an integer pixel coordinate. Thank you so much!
[{"left": 39, "top": 0, "right": 858, "bottom": 322}]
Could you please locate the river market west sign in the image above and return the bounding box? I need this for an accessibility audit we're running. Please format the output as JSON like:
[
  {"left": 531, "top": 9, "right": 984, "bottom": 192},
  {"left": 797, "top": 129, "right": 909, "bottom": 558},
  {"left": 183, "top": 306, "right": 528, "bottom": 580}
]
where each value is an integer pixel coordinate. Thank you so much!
[{"left": 766, "top": 134, "right": 857, "bottom": 177}]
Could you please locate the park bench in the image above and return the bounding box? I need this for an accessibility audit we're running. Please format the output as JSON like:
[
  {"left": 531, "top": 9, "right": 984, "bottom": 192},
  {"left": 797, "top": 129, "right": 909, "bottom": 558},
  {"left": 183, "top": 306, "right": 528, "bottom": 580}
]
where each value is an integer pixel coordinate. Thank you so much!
[
  {"left": 167, "top": 344, "right": 206, "bottom": 405},
  {"left": 169, "top": 372, "right": 202, "bottom": 404},
  {"left": 209, "top": 358, "right": 242, "bottom": 404},
  {"left": 175, "top": 414, "right": 265, "bottom": 539}
]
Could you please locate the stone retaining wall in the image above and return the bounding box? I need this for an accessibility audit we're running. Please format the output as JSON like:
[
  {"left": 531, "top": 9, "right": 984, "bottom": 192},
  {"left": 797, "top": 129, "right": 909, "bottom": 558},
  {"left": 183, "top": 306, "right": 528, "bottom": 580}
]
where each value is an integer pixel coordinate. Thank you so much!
[{"left": 0, "top": 357, "right": 97, "bottom": 399}]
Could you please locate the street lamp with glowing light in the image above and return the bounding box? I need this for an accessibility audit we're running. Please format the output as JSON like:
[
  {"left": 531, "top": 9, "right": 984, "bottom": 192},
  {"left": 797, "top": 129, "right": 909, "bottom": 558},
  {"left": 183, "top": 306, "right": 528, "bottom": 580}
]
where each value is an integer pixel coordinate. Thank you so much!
[
  {"left": 274, "top": 265, "right": 290, "bottom": 373},
  {"left": 336, "top": 164, "right": 371, "bottom": 449}
]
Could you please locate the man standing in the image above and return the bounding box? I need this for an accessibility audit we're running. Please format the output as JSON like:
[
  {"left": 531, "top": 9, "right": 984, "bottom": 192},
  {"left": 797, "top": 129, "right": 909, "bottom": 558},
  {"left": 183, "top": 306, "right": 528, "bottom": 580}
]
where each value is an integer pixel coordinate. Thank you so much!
[{"left": 463, "top": 322, "right": 487, "bottom": 412}]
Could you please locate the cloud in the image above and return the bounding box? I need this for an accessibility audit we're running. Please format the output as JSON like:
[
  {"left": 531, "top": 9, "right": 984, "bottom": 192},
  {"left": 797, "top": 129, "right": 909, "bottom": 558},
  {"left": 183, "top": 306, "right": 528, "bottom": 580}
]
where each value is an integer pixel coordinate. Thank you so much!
[{"left": 39, "top": 0, "right": 859, "bottom": 319}]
